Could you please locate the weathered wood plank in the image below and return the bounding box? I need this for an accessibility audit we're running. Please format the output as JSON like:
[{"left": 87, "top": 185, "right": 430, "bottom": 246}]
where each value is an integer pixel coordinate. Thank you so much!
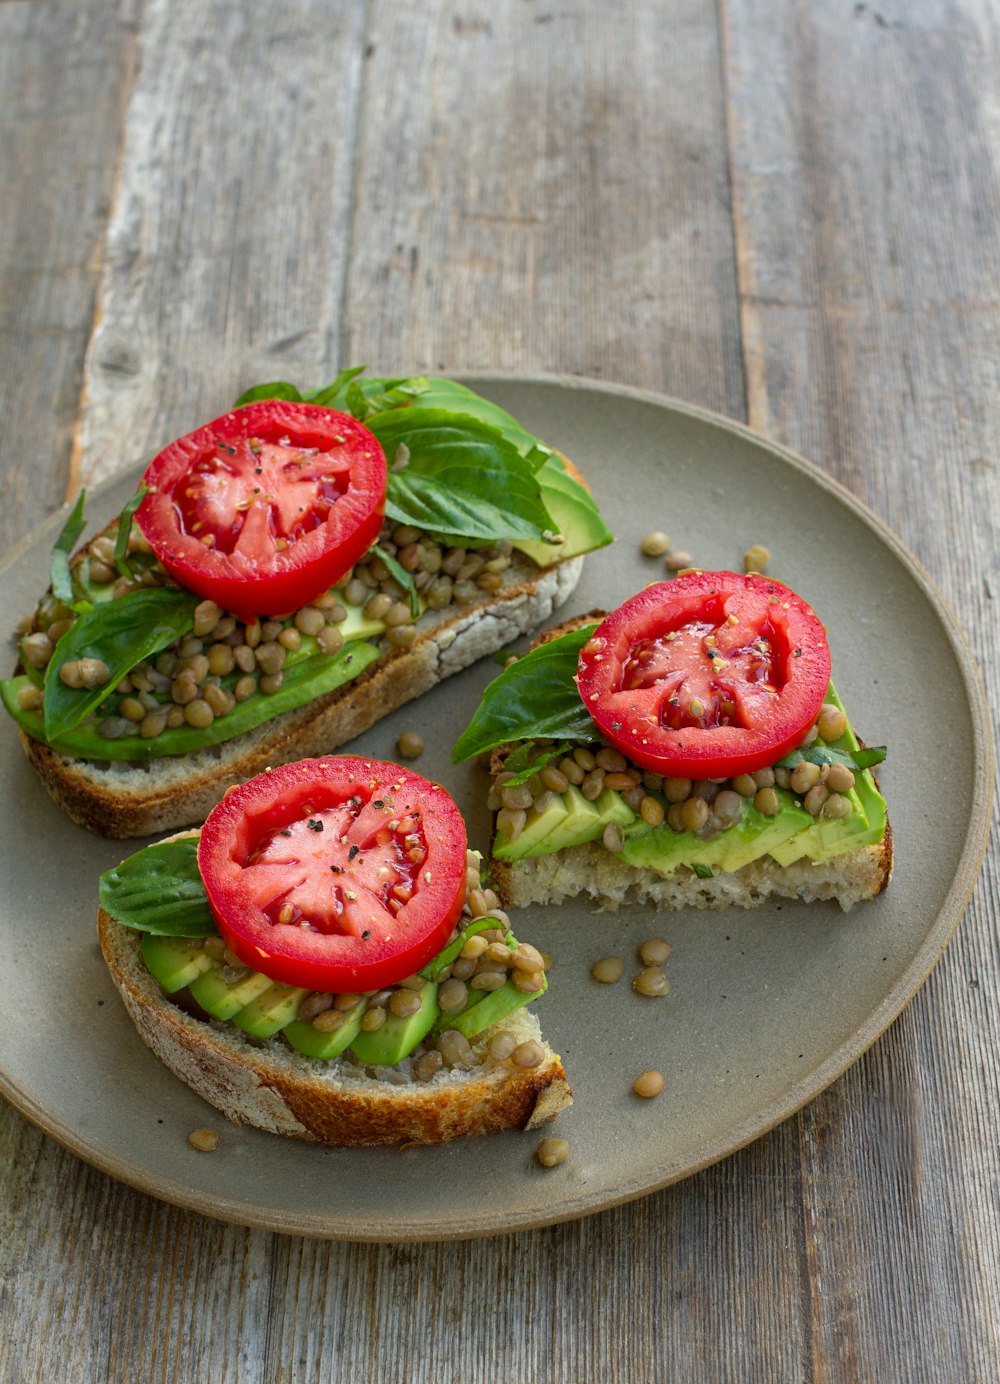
[
  {"left": 75, "top": 0, "right": 368, "bottom": 490},
  {"left": 724, "top": 0, "right": 1000, "bottom": 1378},
  {"left": 0, "top": 0, "right": 141, "bottom": 547},
  {"left": 342, "top": 0, "right": 745, "bottom": 417}
]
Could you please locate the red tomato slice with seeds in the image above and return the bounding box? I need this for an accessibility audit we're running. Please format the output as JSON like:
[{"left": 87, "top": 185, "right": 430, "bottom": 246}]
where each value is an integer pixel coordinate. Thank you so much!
[
  {"left": 576, "top": 572, "right": 832, "bottom": 779},
  {"left": 136, "top": 401, "right": 386, "bottom": 621},
  {"left": 198, "top": 758, "right": 467, "bottom": 993}
]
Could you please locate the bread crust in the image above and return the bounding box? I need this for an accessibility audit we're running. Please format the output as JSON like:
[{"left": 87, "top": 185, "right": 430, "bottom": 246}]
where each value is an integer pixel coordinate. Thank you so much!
[
  {"left": 21, "top": 552, "right": 583, "bottom": 837},
  {"left": 97, "top": 910, "right": 572, "bottom": 1146},
  {"left": 486, "top": 613, "right": 893, "bottom": 913}
]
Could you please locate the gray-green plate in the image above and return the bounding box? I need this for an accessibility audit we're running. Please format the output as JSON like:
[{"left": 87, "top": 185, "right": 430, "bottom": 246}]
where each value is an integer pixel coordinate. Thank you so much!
[{"left": 0, "top": 375, "right": 992, "bottom": 1241}]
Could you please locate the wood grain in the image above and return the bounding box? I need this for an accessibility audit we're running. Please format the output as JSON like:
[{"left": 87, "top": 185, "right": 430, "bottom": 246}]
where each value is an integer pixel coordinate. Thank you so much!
[
  {"left": 724, "top": 0, "right": 1000, "bottom": 1378},
  {"left": 1, "top": 0, "right": 998, "bottom": 1380},
  {"left": 0, "top": 0, "right": 142, "bottom": 547}
]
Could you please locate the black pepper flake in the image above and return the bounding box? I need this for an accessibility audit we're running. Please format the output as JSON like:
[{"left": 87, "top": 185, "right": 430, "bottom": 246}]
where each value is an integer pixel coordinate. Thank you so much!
[
  {"left": 611, "top": 721, "right": 622, "bottom": 731},
  {"left": 280, "top": 829, "right": 292, "bottom": 837},
  {"left": 373, "top": 799, "right": 384, "bottom": 808},
  {"left": 348, "top": 844, "right": 360, "bottom": 861},
  {"left": 330, "top": 864, "right": 342, "bottom": 873},
  {"left": 793, "top": 648, "right": 802, "bottom": 656},
  {"left": 361, "top": 929, "right": 371, "bottom": 940},
  {"left": 254, "top": 467, "right": 263, "bottom": 475},
  {"left": 307, "top": 819, "right": 323, "bottom": 832}
]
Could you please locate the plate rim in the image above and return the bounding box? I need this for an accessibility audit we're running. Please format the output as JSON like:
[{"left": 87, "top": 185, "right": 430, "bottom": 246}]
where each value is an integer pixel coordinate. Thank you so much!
[{"left": 0, "top": 370, "right": 993, "bottom": 1241}]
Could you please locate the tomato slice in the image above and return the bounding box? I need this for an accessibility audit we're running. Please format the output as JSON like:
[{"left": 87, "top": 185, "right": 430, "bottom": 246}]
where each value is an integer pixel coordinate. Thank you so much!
[
  {"left": 197, "top": 758, "right": 468, "bottom": 993},
  {"left": 136, "top": 401, "right": 386, "bottom": 621},
  {"left": 576, "top": 572, "right": 832, "bottom": 779}
]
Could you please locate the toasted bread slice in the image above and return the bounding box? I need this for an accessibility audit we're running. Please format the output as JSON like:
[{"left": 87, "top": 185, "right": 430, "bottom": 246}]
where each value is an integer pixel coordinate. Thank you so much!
[
  {"left": 97, "top": 909, "right": 572, "bottom": 1147},
  {"left": 489, "top": 823, "right": 892, "bottom": 912},
  {"left": 23, "top": 552, "right": 582, "bottom": 838},
  {"left": 486, "top": 614, "right": 892, "bottom": 913}
]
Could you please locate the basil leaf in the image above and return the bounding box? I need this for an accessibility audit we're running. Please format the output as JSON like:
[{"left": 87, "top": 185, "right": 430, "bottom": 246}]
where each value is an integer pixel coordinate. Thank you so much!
[
  {"left": 692, "top": 862, "right": 714, "bottom": 879},
  {"left": 452, "top": 625, "right": 598, "bottom": 762},
  {"left": 497, "top": 742, "right": 571, "bottom": 786},
  {"left": 376, "top": 411, "right": 556, "bottom": 543},
  {"left": 419, "top": 917, "right": 517, "bottom": 981},
  {"left": 778, "top": 744, "right": 887, "bottom": 771},
  {"left": 302, "top": 366, "right": 369, "bottom": 409},
  {"left": 113, "top": 484, "right": 146, "bottom": 579},
  {"left": 364, "top": 376, "right": 551, "bottom": 462},
  {"left": 232, "top": 381, "right": 304, "bottom": 407},
  {"left": 50, "top": 491, "right": 88, "bottom": 608},
  {"left": 18, "top": 638, "right": 380, "bottom": 759},
  {"left": 99, "top": 838, "right": 216, "bottom": 936},
  {"left": 42, "top": 588, "right": 198, "bottom": 741},
  {"left": 345, "top": 377, "right": 430, "bottom": 419},
  {"left": 374, "top": 546, "right": 420, "bottom": 617}
]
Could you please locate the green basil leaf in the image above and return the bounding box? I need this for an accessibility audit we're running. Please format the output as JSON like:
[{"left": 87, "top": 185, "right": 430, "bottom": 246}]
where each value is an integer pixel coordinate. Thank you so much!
[
  {"left": 452, "top": 625, "right": 598, "bottom": 762},
  {"left": 497, "top": 742, "right": 571, "bottom": 786},
  {"left": 302, "top": 366, "right": 369, "bottom": 409},
  {"left": 778, "top": 744, "right": 887, "bottom": 771},
  {"left": 113, "top": 484, "right": 146, "bottom": 579},
  {"left": 346, "top": 377, "right": 431, "bottom": 419},
  {"left": 364, "top": 376, "right": 551, "bottom": 462},
  {"left": 419, "top": 917, "right": 517, "bottom": 981},
  {"left": 374, "top": 546, "right": 420, "bottom": 617},
  {"left": 99, "top": 838, "right": 216, "bottom": 936},
  {"left": 50, "top": 491, "right": 88, "bottom": 608},
  {"left": 232, "top": 381, "right": 304, "bottom": 407},
  {"left": 42, "top": 588, "right": 198, "bottom": 741},
  {"left": 22, "top": 638, "right": 380, "bottom": 759},
  {"left": 377, "top": 411, "right": 556, "bottom": 543}
]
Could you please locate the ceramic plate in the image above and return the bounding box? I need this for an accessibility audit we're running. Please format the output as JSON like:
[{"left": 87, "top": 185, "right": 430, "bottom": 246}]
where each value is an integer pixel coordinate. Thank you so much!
[{"left": 0, "top": 376, "right": 992, "bottom": 1241}]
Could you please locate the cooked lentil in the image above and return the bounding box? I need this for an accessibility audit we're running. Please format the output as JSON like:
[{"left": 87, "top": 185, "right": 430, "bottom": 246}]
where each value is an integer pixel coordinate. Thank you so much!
[
  {"left": 638, "top": 938, "right": 671, "bottom": 966},
  {"left": 640, "top": 531, "right": 671, "bottom": 557},
  {"left": 591, "top": 956, "right": 625, "bottom": 984},
  {"left": 743, "top": 544, "right": 771, "bottom": 573},
  {"left": 535, "top": 1137, "right": 569, "bottom": 1168},
  {"left": 511, "top": 1040, "right": 545, "bottom": 1069},
  {"left": 632, "top": 1070, "right": 665, "bottom": 1098},
  {"left": 633, "top": 967, "right": 669, "bottom": 998},
  {"left": 187, "top": 1127, "right": 220, "bottom": 1152},
  {"left": 396, "top": 730, "right": 425, "bottom": 760}
]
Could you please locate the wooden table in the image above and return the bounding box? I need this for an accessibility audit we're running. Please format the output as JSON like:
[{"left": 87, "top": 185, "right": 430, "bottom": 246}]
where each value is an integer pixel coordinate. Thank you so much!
[{"left": 2, "top": 2, "right": 997, "bottom": 1379}]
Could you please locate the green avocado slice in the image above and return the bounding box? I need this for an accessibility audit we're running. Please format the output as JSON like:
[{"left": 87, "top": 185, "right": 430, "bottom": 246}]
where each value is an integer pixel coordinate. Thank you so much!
[
  {"left": 284, "top": 1000, "right": 367, "bottom": 1060},
  {"left": 442, "top": 974, "right": 546, "bottom": 1039},
  {"left": 141, "top": 935, "right": 215, "bottom": 994},
  {"left": 348, "top": 982, "right": 440, "bottom": 1065},
  {"left": 188, "top": 966, "right": 274, "bottom": 1021},
  {"left": 231, "top": 984, "right": 311, "bottom": 1038}
]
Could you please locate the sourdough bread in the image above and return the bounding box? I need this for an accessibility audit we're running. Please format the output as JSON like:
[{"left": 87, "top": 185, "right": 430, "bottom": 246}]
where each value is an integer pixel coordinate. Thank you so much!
[
  {"left": 24, "top": 552, "right": 582, "bottom": 837},
  {"left": 486, "top": 613, "right": 892, "bottom": 913},
  {"left": 98, "top": 909, "right": 572, "bottom": 1147}
]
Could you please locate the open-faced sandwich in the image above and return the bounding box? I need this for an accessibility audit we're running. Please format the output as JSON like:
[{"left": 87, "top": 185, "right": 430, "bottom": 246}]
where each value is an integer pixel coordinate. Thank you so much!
[
  {"left": 3, "top": 371, "right": 611, "bottom": 836},
  {"left": 453, "top": 571, "right": 892, "bottom": 912},
  {"left": 97, "top": 756, "right": 571, "bottom": 1146}
]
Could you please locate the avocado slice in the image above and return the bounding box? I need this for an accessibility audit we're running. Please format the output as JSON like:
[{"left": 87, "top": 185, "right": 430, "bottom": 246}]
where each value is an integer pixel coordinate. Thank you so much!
[
  {"left": 284, "top": 999, "right": 367, "bottom": 1060},
  {"left": 445, "top": 974, "right": 547, "bottom": 1039},
  {"left": 348, "top": 982, "right": 440, "bottom": 1065},
  {"left": 333, "top": 592, "right": 388, "bottom": 642},
  {"left": 141, "top": 935, "right": 215, "bottom": 994},
  {"left": 188, "top": 965, "right": 274, "bottom": 1020},
  {"left": 513, "top": 455, "right": 612, "bottom": 565},
  {"left": 231, "top": 983, "right": 310, "bottom": 1038},
  {"left": 496, "top": 784, "right": 636, "bottom": 860},
  {"left": 622, "top": 797, "right": 812, "bottom": 877},
  {"left": 419, "top": 916, "right": 499, "bottom": 981}
]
